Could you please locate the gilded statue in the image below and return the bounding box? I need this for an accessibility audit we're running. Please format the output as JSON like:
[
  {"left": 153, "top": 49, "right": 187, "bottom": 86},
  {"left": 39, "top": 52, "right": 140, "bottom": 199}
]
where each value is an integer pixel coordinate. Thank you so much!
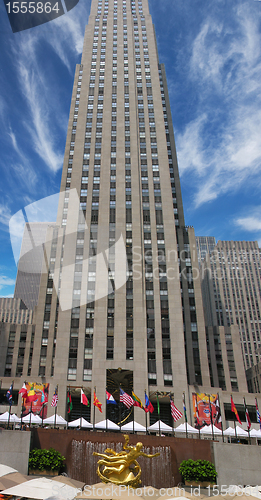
[{"left": 93, "top": 434, "right": 160, "bottom": 487}]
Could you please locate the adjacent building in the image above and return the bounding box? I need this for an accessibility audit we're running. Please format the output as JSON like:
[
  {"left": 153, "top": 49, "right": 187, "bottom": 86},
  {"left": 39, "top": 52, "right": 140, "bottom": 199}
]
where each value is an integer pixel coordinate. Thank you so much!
[
  {"left": 196, "top": 236, "right": 216, "bottom": 267},
  {"left": 14, "top": 222, "right": 56, "bottom": 310}
]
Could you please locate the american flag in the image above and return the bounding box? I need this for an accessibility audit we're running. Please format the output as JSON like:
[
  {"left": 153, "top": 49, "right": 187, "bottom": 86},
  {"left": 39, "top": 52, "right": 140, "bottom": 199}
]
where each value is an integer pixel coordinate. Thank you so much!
[
  {"left": 51, "top": 386, "right": 58, "bottom": 407},
  {"left": 170, "top": 395, "right": 182, "bottom": 422},
  {"left": 120, "top": 388, "right": 134, "bottom": 409}
]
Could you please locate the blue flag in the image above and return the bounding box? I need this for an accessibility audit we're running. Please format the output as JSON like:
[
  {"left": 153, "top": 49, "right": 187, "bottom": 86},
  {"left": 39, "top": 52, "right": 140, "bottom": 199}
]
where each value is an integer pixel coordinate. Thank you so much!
[
  {"left": 106, "top": 390, "right": 117, "bottom": 404},
  {"left": 6, "top": 383, "right": 13, "bottom": 406}
]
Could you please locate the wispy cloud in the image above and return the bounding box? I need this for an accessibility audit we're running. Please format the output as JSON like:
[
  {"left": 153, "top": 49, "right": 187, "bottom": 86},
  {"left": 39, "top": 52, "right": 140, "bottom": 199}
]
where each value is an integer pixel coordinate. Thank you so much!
[
  {"left": 176, "top": 2, "right": 261, "bottom": 207},
  {"left": 0, "top": 204, "right": 12, "bottom": 226},
  {"left": 8, "top": 1, "right": 90, "bottom": 173},
  {"left": 0, "top": 275, "right": 15, "bottom": 292},
  {"left": 8, "top": 129, "right": 38, "bottom": 189}
]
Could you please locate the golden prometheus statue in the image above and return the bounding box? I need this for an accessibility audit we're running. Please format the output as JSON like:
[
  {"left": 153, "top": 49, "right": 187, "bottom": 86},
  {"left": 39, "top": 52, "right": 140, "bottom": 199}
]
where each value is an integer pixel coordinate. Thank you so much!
[{"left": 93, "top": 434, "right": 160, "bottom": 487}]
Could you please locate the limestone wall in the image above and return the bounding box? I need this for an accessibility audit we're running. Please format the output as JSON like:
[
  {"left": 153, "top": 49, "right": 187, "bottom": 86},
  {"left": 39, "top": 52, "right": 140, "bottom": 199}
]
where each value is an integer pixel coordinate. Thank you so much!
[
  {"left": 213, "top": 441, "right": 261, "bottom": 486},
  {"left": 0, "top": 429, "right": 31, "bottom": 475}
]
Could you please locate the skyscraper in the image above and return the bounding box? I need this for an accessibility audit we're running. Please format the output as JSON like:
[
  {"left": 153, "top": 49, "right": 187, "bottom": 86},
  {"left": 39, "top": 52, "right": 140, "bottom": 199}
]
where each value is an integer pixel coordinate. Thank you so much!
[
  {"left": 1, "top": 0, "right": 225, "bottom": 424},
  {"left": 22, "top": 0, "right": 210, "bottom": 417}
]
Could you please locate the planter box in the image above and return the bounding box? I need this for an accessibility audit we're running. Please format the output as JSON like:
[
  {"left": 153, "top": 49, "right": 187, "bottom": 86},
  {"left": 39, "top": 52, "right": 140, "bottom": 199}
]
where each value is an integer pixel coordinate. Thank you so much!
[
  {"left": 29, "top": 469, "right": 59, "bottom": 476},
  {"left": 185, "top": 480, "right": 215, "bottom": 488}
]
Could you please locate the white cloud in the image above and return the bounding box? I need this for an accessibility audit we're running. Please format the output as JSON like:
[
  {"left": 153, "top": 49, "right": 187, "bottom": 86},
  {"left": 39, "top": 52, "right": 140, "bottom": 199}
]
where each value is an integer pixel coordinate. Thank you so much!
[
  {"left": 177, "top": 3, "right": 261, "bottom": 207},
  {"left": 0, "top": 275, "right": 16, "bottom": 292},
  {"left": 235, "top": 207, "right": 261, "bottom": 232}
]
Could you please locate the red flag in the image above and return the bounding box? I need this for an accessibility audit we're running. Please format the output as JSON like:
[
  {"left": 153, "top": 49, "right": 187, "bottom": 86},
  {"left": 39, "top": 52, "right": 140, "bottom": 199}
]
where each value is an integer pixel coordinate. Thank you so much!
[
  {"left": 231, "top": 396, "right": 242, "bottom": 425},
  {"left": 81, "top": 389, "right": 89, "bottom": 406},
  {"left": 19, "top": 383, "right": 27, "bottom": 399},
  {"left": 93, "top": 391, "right": 102, "bottom": 412}
]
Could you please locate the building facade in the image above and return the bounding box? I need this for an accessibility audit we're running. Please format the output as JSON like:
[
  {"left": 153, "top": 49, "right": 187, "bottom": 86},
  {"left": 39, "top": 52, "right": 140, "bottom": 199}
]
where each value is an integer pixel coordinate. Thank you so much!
[
  {"left": 1, "top": 0, "right": 260, "bottom": 425},
  {"left": 14, "top": 222, "right": 56, "bottom": 310},
  {"left": 10, "top": 0, "right": 210, "bottom": 418},
  {"left": 201, "top": 240, "right": 261, "bottom": 390},
  {"left": 196, "top": 236, "right": 216, "bottom": 267}
]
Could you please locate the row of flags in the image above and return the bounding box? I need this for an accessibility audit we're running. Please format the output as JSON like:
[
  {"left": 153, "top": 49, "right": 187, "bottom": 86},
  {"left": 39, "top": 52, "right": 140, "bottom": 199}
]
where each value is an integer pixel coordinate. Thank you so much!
[
  {"left": 5, "top": 382, "right": 261, "bottom": 431},
  {"left": 230, "top": 395, "right": 261, "bottom": 431}
]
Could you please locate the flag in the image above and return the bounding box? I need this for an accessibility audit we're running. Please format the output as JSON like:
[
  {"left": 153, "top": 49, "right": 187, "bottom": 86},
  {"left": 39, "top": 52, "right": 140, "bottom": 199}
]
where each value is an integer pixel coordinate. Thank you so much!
[
  {"left": 81, "top": 389, "right": 89, "bottom": 406},
  {"left": 120, "top": 388, "right": 134, "bottom": 409},
  {"left": 231, "top": 396, "right": 242, "bottom": 425},
  {"left": 144, "top": 392, "right": 154, "bottom": 413},
  {"left": 93, "top": 391, "right": 102, "bottom": 412},
  {"left": 243, "top": 398, "right": 251, "bottom": 430},
  {"left": 19, "top": 383, "right": 27, "bottom": 399},
  {"left": 255, "top": 399, "right": 261, "bottom": 429},
  {"left": 51, "top": 386, "right": 58, "bottom": 407},
  {"left": 106, "top": 390, "right": 117, "bottom": 404},
  {"left": 170, "top": 395, "right": 182, "bottom": 422},
  {"left": 26, "top": 384, "right": 38, "bottom": 402},
  {"left": 6, "top": 383, "right": 13, "bottom": 406},
  {"left": 214, "top": 395, "right": 222, "bottom": 428},
  {"left": 40, "top": 391, "right": 45, "bottom": 404},
  {"left": 132, "top": 391, "right": 143, "bottom": 409},
  {"left": 67, "top": 391, "right": 73, "bottom": 414},
  {"left": 183, "top": 393, "right": 187, "bottom": 422}
]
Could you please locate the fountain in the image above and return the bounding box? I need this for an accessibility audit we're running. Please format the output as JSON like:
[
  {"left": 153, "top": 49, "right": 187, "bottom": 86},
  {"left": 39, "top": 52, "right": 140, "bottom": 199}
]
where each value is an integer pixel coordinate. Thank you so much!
[
  {"left": 70, "top": 437, "right": 174, "bottom": 487},
  {"left": 93, "top": 435, "right": 160, "bottom": 487}
]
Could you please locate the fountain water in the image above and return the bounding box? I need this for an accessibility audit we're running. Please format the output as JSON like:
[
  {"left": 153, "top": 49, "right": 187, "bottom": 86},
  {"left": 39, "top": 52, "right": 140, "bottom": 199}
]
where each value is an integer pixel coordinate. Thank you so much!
[{"left": 70, "top": 440, "right": 174, "bottom": 488}]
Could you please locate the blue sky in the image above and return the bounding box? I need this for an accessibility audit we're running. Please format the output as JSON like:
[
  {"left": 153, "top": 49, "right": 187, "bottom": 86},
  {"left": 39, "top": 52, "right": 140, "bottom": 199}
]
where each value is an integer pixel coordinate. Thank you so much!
[{"left": 0, "top": 0, "right": 261, "bottom": 297}]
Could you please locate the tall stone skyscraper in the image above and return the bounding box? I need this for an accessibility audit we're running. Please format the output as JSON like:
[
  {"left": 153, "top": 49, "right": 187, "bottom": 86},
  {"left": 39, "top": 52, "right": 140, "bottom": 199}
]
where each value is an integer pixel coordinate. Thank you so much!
[{"left": 3, "top": 0, "right": 211, "bottom": 420}]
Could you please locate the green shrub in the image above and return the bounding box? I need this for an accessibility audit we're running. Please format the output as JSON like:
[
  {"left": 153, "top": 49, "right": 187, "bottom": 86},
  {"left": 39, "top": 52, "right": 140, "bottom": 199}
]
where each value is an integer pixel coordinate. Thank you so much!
[
  {"left": 179, "top": 459, "right": 217, "bottom": 483},
  {"left": 29, "top": 448, "right": 65, "bottom": 472}
]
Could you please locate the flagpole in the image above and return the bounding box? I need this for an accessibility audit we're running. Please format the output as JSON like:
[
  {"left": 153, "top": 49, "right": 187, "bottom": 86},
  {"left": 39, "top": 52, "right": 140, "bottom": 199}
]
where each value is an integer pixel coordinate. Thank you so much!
[
  {"left": 41, "top": 403, "right": 44, "bottom": 427},
  {"left": 145, "top": 390, "right": 148, "bottom": 435},
  {"left": 172, "top": 393, "right": 175, "bottom": 437},
  {"left": 196, "top": 394, "right": 200, "bottom": 439},
  {"left": 93, "top": 387, "right": 96, "bottom": 430},
  {"left": 67, "top": 386, "right": 70, "bottom": 429},
  {"left": 232, "top": 395, "right": 237, "bottom": 439},
  {"left": 133, "top": 405, "right": 135, "bottom": 434},
  {"left": 183, "top": 392, "right": 188, "bottom": 439},
  {"left": 80, "top": 387, "right": 83, "bottom": 429},
  {"left": 119, "top": 385, "right": 121, "bottom": 430},
  {"left": 243, "top": 397, "right": 251, "bottom": 445},
  {"left": 217, "top": 392, "right": 224, "bottom": 442},
  {"left": 21, "top": 399, "right": 24, "bottom": 430},
  {"left": 29, "top": 401, "right": 32, "bottom": 429},
  {"left": 8, "top": 403, "right": 11, "bottom": 430},
  {"left": 105, "top": 388, "right": 108, "bottom": 432},
  {"left": 157, "top": 392, "right": 161, "bottom": 436},
  {"left": 208, "top": 394, "right": 214, "bottom": 441}
]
